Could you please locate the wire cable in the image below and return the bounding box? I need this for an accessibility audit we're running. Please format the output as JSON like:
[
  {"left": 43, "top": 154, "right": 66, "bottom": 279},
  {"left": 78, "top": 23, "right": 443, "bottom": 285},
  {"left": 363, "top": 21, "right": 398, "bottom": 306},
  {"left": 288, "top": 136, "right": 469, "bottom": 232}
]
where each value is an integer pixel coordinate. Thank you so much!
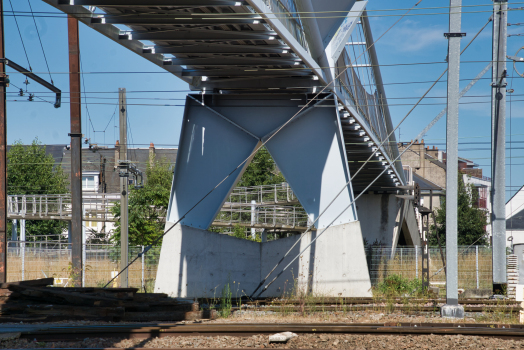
[
  {"left": 27, "top": 0, "right": 53, "bottom": 84},
  {"left": 252, "top": 62, "right": 492, "bottom": 299},
  {"left": 248, "top": 15, "right": 493, "bottom": 297},
  {"left": 8, "top": 0, "right": 32, "bottom": 72},
  {"left": 102, "top": 0, "right": 425, "bottom": 289}
]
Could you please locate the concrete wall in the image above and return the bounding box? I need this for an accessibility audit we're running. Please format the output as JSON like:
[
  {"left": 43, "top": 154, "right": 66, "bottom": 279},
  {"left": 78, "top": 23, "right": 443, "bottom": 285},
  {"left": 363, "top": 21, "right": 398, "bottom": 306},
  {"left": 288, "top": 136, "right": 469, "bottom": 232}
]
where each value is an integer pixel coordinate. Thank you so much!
[
  {"left": 356, "top": 193, "right": 420, "bottom": 248},
  {"left": 155, "top": 222, "right": 372, "bottom": 298}
]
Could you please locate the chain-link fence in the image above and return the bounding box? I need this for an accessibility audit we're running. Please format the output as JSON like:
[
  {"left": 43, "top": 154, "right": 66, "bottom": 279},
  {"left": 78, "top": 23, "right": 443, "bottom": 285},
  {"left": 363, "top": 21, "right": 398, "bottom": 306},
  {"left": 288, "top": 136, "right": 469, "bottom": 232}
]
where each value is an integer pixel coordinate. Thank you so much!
[
  {"left": 6, "top": 243, "right": 161, "bottom": 291},
  {"left": 366, "top": 245, "right": 493, "bottom": 290},
  {"left": 7, "top": 243, "right": 494, "bottom": 293}
]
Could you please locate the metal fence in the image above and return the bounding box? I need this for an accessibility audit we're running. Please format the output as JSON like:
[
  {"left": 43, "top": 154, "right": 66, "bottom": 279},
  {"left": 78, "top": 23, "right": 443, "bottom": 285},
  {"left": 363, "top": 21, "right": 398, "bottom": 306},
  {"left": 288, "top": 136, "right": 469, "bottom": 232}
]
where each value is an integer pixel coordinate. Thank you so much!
[
  {"left": 6, "top": 243, "right": 495, "bottom": 293},
  {"left": 366, "top": 246, "right": 493, "bottom": 290},
  {"left": 6, "top": 243, "right": 160, "bottom": 291}
]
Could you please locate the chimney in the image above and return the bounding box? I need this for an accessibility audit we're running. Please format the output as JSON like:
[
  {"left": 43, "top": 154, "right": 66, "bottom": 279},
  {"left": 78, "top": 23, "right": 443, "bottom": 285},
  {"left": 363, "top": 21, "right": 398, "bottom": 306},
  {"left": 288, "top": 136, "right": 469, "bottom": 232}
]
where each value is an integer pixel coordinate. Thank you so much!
[{"left": 149, "top": 142, "right": 155, "bottom": 166}]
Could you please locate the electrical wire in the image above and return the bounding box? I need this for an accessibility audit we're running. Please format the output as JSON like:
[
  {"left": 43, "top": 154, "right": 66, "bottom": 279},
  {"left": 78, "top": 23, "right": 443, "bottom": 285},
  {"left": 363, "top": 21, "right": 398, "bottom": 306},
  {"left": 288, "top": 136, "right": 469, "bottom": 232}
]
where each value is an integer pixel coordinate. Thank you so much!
[
  {"left": 102, "top": 0, "right": 426, "bottom": 289},
  {"left": 7, "top": 0, "right": 32, "bottom": 72},
  {"left": 26, "top": 0, "right": 53, "bottom": 84}
]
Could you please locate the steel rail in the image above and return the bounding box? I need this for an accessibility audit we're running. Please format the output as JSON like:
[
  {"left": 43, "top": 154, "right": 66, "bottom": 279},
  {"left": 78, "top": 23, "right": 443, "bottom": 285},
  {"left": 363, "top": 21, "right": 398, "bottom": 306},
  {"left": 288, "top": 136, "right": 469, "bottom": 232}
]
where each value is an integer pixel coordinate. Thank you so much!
[{"left": 15, "top": 323, "right": 524, "bottom": 342}]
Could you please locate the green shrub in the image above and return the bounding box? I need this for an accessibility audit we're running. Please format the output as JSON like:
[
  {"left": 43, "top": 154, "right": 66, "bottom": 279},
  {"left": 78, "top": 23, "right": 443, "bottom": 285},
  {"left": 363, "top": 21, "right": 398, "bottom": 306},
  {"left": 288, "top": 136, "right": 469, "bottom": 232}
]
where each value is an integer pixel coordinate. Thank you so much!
[{"left": 375, "top": 274, "right": 423, "bottom": 297}]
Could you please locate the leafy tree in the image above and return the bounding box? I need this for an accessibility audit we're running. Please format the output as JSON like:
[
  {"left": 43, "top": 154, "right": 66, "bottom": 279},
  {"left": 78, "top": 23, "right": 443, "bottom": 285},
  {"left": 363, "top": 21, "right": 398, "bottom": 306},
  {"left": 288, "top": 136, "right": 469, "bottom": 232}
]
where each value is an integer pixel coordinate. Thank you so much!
[
  {"left": 429, "top": 172, "right": 489, "bottom": 246},
  {"left": 209, "top": 148, "right": 285, "bottom": 237},
  {"left": 236, "top": 147, "right": 285, "bottom": 187},
  {"left": 111, "top": 155, "right": 173, "bottom": 246},
  {"left": 7, "top": 139, "right": 69, "bottom": 240}
]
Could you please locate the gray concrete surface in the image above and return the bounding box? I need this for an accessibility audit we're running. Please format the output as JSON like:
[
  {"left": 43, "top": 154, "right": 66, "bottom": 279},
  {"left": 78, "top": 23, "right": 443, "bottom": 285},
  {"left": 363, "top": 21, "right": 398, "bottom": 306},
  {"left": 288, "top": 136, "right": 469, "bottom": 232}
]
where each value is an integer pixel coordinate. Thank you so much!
[{"left": 155, "top": 222, "right": 372, "bottom": 298}]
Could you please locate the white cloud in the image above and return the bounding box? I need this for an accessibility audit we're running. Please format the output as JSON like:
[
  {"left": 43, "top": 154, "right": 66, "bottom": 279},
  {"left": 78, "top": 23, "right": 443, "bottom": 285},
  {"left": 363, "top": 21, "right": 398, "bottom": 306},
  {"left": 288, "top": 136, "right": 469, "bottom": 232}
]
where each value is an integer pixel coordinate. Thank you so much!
[{"left": 382, "top": 20, "right": 447, "bottom": 53}]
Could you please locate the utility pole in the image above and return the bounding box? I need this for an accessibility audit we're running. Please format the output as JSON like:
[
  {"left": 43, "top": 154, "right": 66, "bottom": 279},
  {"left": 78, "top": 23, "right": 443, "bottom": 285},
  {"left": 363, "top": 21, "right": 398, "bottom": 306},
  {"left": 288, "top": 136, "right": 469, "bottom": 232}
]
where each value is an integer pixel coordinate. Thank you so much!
[
  {"left": 441, "top": 0, "right": 465, "bottom": 318},
  {"left": 0, "top": 0, "right": 7, "bottom": 283},
  {"left": 491, "top": 0, "right": 508, "bottom": 294},
  {"left": 68, "top": 15, "right": 83, "bottom": 286},
  {"left": 119, "top": 88, "right": 129, "bottom": 288}
]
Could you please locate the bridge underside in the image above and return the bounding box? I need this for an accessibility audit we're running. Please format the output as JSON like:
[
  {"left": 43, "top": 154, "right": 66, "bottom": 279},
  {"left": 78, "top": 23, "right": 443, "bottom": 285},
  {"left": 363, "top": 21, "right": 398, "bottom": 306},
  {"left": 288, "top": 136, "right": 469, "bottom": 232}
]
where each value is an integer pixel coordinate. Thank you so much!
[{"left": 43, "top": 0, "right": 418, "bottom": 296}]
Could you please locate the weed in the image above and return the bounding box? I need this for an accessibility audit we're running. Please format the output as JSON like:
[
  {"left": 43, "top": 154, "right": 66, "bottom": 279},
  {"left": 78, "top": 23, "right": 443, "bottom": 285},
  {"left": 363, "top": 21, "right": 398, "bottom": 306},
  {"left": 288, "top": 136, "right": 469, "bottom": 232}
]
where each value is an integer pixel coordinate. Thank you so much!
[
  {"left": 219, "top": 278, "right": 233, "bottom": 318},
  {"left": 374, "top": 274, "right": 424, "bottom": 298}
]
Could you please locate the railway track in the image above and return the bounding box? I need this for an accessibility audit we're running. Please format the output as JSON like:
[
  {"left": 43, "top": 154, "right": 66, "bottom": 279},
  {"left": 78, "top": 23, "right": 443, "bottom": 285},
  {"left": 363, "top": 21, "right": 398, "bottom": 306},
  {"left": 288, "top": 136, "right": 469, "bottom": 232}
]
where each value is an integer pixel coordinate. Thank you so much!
[{"left": 11, "top": 322, "right": 524, "bottom": 341}]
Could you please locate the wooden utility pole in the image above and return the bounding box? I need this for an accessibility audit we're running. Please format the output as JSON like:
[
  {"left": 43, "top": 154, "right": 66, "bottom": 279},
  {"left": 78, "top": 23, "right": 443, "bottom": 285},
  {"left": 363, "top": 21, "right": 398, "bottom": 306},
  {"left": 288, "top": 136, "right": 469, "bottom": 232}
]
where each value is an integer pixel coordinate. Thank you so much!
[
  {"left": 68, "top": 15, "right": 83, "bottom": 286},
  {"left": 119, "top": 88, "right": 128, "bottom": 287},
  {"left": 0, "top": 0, "right": 7, "bottom": 283}
]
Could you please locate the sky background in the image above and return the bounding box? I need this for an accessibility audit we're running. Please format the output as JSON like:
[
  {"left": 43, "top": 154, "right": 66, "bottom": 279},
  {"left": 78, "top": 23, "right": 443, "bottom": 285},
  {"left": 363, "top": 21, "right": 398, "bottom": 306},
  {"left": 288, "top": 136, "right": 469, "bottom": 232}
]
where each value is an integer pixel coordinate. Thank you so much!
[{"left": 3, "top": 0, "right": 524, "bottom": 201}]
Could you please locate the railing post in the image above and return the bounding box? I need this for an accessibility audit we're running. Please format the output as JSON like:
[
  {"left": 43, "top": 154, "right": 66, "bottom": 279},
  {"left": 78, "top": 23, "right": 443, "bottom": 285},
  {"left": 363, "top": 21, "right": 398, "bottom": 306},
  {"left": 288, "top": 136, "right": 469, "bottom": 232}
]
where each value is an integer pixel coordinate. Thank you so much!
[
  {"left": 476, "top": 245, "right": 479, "bottom": 289},
  {"left": 415, "top": 245, "right": 419, "bottom": 279},
  {"left": 400, "top": 247, "right": 403, "bottom": 277},
  {"left": 20, "top": 219, "right": 25, "bottom": 281},
  {"left": 141, "top": 245, "right": 145, "bottom": 292}
]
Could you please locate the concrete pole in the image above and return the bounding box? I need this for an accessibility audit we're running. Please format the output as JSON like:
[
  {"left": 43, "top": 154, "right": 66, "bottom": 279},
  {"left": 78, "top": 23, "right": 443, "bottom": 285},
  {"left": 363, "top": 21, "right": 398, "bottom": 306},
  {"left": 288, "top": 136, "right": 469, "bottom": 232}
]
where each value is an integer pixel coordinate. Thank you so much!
[
  {"left": 68, "top": 16, "right": 83, "bottom": 286},
  {"left": 491, "top": 0, "right": 508, "bottom": 292},
  {"left": 0, "top": 0, "right": 7, "bottom": 283},
  {"left": 441, "top": 0, "right": 465, "bottom": 318},
  {"left": 119, "top": 88, "right": 129, "bottom": 287}
]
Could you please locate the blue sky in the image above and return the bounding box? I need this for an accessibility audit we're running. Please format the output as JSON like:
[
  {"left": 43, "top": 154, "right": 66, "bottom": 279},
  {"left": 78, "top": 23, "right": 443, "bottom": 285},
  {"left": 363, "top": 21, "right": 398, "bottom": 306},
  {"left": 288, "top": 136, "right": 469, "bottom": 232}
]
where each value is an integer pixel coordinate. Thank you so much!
[{"left": 3, "top": 0, "right": 524, "bottom": 200}]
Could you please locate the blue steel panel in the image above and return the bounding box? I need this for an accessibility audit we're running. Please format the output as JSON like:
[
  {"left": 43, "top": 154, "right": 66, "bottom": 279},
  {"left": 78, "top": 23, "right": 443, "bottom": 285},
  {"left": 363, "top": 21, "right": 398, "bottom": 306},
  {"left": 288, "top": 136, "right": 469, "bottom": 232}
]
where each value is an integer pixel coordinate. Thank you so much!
[
  {"left": 167, "top": 97, "right": 259, "bottom": 229},
  {"left": 265, "top": 101, "right": 357, "bottom": 228},
  {"left": 310, "top": 0, "right": 357, "bottom": 45},
  {"left": 168, "top": 94, "right": 357, "bottom": 231}
]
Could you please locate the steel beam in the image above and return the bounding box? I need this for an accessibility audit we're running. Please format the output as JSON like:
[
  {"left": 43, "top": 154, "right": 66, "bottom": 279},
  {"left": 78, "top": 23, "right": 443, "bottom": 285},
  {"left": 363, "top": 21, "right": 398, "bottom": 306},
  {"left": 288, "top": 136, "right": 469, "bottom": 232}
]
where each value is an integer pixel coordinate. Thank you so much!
[
  {"left": 68, "top": 15, "right": 83, "bottom": 287},
  {"left": 124, "top": 29, "right": 276, "bottom": 42},
  {"left": 0, "top": 59, "right": 61, "bottom": 108},
  {"left": 42, "top": 0, "right": 190, "bottom": 83},
  {"left": 442, "top": 0, "right": 464, "bottom": 318},
  {"left": 0, "top": 0, "right": 6, "bottom": 284},
  {"left": 163, "top": 57, "right": 302, "bottom": 66},
  {"left": 94, "top": 15, "right": 261, "bottom": 26},
  {"left": 148, "top": 44, "right": 290, "bottom": 55},
  {"left": 60, "top": 0, "right": 247, "bottom": 6},
  {"left": 181, "top": 68, "right": 312, "bottom": 77},
  {"left": 196, "top": 78, "right": 320, "bottom": 89},
  {"left": 491, "top": 0, "right": 508, "bottom": 289}
]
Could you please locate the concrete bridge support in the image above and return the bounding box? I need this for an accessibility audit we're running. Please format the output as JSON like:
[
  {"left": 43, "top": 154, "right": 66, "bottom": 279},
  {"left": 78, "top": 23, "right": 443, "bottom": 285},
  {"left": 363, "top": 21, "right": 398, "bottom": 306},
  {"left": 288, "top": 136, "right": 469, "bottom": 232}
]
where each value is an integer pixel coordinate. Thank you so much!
[
  {"left": 356, "top": 194, "right": 421, "bottom": 249},
  {"left": 155, "top": 93, "right": 373, "bottom": 297}
]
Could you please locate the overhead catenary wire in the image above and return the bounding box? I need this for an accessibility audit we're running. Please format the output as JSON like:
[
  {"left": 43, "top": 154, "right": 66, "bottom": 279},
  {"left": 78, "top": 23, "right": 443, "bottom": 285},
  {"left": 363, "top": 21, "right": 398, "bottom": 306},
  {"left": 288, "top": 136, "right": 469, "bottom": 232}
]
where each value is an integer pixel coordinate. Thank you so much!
[
  {"left": 248, "top": 16, "right": 492, "bottom": 298},
  {"left": 26, "top": 0, "right": 53, "bottom": 84},
  {"left": 102, "top": 0, "right": 425, "bottom": 289},
  {"left": 7, "top": 0, "right": 32, "bottom": 72},
  {"left": 252, "top": 62, "right": 492, "bottom": 299}
]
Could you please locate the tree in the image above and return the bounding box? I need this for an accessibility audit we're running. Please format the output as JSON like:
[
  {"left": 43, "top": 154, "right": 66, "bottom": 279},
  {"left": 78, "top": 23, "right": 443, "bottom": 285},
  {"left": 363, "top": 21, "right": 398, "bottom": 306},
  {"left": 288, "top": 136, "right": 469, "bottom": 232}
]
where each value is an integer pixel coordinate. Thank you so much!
[
  {"left": 7, "top": 139, "right": 69, "bottom": 240},
  {"left": 429, "top": 172, "right": 489, "bottom": 246},
  {"left": 111, "top": 155, "right": 173, "bottom": 246},
  {"left": 236, "top": 147, "right": 285, "bottom": 187}
]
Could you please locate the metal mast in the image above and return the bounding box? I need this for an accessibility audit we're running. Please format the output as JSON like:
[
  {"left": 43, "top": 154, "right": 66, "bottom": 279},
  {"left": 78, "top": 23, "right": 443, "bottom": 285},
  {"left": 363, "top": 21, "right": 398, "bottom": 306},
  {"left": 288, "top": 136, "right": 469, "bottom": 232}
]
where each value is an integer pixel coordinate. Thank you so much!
[
  {"left": 119, "top": 88, "right": 129, "bottom": 288},
  {"left": 68, "top": 15, "right": 83, "bottom": 286},
  {"left": 491, "top": 0, "right": 508, "bottom": 293},
  {"left": 442, "top": 0, "right": 465, "bottom": 318},
  {"left": 0, "top": 0, "right": 6, "bottom": 283}
]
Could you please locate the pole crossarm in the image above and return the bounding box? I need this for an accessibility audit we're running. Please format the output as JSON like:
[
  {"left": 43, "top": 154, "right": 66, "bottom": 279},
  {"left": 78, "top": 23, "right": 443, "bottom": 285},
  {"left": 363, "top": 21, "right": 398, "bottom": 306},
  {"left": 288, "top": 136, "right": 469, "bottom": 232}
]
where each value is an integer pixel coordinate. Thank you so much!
[{"left": 0, "top": 58, "right": 61, "bottom": 108}]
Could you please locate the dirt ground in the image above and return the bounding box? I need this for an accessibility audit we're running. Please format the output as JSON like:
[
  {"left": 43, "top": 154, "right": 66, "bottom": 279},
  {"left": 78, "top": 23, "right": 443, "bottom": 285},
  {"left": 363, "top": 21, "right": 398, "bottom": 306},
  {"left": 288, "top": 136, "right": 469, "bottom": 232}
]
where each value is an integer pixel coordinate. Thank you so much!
[
  {"left": 1, "top": 310, "right": 522, "bottom": 349},
  {"left": 1, "top": 333, "right": 523, "bottom": 349}
]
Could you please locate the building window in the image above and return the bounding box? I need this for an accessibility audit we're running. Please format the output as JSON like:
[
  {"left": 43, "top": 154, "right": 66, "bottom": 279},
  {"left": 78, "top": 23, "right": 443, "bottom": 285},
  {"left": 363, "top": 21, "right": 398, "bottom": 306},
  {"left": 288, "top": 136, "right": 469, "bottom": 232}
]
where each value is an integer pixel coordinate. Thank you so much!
[{"left": 82, "top": 176, "right": 95, "bottom": 190}]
